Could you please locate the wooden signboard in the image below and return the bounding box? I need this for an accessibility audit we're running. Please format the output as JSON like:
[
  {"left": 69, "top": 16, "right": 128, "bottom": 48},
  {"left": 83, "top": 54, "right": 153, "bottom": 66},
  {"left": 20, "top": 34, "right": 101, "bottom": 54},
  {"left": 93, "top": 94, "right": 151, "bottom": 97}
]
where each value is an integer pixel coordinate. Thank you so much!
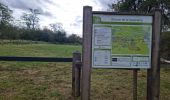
[{"left": 82, "top": 6, "right": 161, "bottom": 100}]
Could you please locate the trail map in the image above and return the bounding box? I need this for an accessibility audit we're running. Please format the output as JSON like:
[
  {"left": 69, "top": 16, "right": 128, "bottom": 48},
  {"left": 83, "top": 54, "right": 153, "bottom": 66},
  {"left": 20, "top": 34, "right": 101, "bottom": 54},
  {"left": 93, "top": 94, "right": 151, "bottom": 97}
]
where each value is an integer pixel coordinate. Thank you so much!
[
  {"left": 92, "top": 14, "right": 153, "bottom": 68},
  {"left": 111, "top": 25, "right": 151, "bottom": 55}
]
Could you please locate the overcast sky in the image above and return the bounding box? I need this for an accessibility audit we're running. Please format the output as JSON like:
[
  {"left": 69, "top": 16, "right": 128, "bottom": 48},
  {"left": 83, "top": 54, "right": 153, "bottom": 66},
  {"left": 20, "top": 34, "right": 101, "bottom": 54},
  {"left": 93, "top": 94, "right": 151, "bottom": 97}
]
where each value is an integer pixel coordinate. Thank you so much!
[{"left": 1, "top": 0, "right": 116, "bottom": 36}]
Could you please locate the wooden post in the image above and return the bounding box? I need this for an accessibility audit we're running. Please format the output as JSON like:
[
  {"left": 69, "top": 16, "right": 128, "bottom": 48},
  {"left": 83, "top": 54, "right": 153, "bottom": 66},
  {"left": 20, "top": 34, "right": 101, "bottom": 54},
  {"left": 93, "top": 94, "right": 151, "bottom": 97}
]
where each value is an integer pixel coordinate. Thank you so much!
[
  {"left": 133, "top": 69, "right": 138, "bottom": 100},
  {"left": 82, "top": 6, "right": 92, "bottom": 100},
  {"left": 72, "top": 51, "right": 81, "bottom": 97},
  {"left": 147, "top": 9, "right": 161, "bottom": 100}
]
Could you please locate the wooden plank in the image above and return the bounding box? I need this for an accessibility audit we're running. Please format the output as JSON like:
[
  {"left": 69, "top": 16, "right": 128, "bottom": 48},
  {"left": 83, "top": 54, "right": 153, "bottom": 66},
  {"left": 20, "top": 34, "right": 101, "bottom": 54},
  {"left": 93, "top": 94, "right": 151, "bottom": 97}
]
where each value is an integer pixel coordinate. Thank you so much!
[
  {"left": 147, "top": 9, "right": 161, "bottom": 100},
  {"left": 0, "top": 56, "right": 72, "bottom": 62},
  {"left": 81, "top": 6, "right": 92, "bottom": 100},
  {"left": 72, "top": 51, "right": 81, "bottom": 97},
  {"left": 92, "top": 11, "right": 153, "bottom": 16}
]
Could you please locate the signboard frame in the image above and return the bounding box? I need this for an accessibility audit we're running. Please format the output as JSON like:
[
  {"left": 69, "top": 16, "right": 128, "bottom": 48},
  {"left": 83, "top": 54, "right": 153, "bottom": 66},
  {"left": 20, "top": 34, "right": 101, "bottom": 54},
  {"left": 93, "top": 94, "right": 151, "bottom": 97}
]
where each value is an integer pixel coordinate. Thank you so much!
[
  {"left": 82, "top": 6, "right": 161, "bottom": 100},
  {"left": 92, "top": 12, "right": 154, "bottom": 69}
]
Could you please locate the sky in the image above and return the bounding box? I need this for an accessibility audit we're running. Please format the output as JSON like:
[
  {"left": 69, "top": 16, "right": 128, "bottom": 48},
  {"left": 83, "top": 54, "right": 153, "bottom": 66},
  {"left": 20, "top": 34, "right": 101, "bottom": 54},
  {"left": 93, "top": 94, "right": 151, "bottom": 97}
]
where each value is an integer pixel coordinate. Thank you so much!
[{"left": 1, "top": 0, "right": 116, "bottom": 36}]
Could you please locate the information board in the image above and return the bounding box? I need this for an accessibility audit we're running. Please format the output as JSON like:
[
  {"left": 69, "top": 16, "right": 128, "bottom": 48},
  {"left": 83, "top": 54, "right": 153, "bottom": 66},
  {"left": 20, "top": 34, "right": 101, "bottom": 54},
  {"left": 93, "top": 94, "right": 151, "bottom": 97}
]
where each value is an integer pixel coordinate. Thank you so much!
[{"left": 92, "top": 14, "right": 153, "bottom": 68}]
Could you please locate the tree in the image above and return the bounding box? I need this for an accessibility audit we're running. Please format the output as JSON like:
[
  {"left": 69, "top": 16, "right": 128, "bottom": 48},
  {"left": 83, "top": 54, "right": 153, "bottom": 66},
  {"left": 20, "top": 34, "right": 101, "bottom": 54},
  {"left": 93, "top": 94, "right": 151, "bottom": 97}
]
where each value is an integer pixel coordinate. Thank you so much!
[
  {"left": 112, "top": 0, "right": 170, "bottom": 30},
  {"left": 49, "top": 23, "right": 67, "bottom": 43},
  {"left": 68, "top": 34, "right": 82, "bottom": 44},
  {"left": 50, "top": 23, "right": 63, "bottom": 32},
  {"left": 54, "top": 31, "right": 67, "bottom": 43},
  {"left": 21, "top": 9, "right": 40, "bottom": 30},
  {"left": 0, "top": 3, "right": 13, "bottom": 26},
  {"left": 0, "top": 3, "right": 13, "bottom": 39}
]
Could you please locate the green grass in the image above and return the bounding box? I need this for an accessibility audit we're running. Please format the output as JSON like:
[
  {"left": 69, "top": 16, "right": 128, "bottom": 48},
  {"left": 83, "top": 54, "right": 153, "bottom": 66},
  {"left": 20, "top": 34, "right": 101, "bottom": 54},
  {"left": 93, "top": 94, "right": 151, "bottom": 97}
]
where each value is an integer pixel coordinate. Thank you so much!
[
  {"left": 0, "top": 44, "right": 81, "bottom": 57},
  {"left": 0, "top": 43, "right": 170, "bottom": 100}
]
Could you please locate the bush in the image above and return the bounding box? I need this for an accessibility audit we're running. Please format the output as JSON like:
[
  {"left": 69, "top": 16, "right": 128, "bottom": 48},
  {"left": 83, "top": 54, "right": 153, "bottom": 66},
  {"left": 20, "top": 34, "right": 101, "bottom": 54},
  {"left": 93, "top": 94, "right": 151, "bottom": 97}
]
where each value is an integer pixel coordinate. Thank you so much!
[{"left": 160, "top": 31, "right": 170, "bottom": 59}]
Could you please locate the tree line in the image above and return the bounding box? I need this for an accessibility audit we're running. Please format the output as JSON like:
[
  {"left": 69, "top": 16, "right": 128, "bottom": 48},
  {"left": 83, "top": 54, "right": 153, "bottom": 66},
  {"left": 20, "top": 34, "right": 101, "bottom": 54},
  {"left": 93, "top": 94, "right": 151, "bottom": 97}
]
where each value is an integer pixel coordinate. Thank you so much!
[
  {"left": 111, "top": 0, "right": 170, "bottom": 31},
  {"left": 0, "top": 3, "right": 82, "bottom": 44}
]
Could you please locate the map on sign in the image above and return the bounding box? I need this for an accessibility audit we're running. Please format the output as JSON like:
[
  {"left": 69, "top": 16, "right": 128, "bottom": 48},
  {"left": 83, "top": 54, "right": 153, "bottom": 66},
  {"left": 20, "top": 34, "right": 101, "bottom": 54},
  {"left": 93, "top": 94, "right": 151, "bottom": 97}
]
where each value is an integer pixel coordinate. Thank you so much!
[{"left": 92, "top": 14, "right": 153, "bottom": 68}]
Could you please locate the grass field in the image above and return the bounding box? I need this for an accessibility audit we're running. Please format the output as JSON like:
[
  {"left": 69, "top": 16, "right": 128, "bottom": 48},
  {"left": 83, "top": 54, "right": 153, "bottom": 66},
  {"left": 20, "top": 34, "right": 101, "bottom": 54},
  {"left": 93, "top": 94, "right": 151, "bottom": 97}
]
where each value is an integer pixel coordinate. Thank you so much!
[
  {"left": 0, "top": 43, "right": 81, "bottom": 57},
  {"left": 0, "top": 43, "right": 170, "bottom": 100}
]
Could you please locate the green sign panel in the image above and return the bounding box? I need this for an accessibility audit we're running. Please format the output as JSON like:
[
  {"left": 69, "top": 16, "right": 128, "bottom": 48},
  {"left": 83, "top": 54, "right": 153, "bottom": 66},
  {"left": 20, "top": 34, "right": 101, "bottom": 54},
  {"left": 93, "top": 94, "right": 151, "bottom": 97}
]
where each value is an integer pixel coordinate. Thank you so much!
[{"left": 92, "top": 14, "right": 153, "bottom": 68}]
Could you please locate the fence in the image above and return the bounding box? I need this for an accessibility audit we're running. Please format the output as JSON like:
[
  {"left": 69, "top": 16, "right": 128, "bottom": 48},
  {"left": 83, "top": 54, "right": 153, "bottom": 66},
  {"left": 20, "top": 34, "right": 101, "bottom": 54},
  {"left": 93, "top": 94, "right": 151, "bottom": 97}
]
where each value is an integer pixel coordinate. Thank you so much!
[{"left": 0, "top": 51, "right": 82, "bottom": 97}]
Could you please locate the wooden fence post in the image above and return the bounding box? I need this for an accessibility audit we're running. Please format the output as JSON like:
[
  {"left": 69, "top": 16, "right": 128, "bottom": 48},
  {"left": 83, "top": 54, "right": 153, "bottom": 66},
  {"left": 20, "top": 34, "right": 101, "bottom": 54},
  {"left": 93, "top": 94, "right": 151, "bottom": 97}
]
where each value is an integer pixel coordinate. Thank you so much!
[
  {"left": 72, "top": 51, "right": 81, "bottom": 97},
  {"left": 82, "top": 6, "right": 92, "bottom": 100},
  {"left": 147, "top": 9, "right": 161, "bottom": 100}
]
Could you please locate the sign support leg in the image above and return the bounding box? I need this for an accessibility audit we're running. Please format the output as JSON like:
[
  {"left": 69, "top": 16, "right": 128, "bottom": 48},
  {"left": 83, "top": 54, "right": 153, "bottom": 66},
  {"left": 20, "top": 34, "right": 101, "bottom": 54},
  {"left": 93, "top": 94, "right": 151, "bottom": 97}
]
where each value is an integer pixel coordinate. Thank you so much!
[
  {"left": 147, "top": 9, "right": 161, "bottom": 100},
  {"left": 133, "top": 69, "right": 138, "bottom": 100},
  {"left": 82, "top": 6, "right": 92, "bottom": 100}
]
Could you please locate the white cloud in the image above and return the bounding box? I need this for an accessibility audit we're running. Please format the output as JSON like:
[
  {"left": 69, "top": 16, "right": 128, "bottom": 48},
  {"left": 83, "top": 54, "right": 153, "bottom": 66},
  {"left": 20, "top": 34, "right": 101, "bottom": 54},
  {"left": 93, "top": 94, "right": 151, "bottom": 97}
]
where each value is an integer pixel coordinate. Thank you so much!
[
  {"left": 45, "top": 0, "right": 106, "bottom": 36},
  {"left": 1, "top": 0, "right": 115, "bottom": 36}
]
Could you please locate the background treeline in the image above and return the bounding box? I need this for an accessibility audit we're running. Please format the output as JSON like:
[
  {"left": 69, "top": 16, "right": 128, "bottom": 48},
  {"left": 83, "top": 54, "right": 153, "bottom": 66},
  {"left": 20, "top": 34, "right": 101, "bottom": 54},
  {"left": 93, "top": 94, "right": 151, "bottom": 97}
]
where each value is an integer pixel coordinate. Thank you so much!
[
  {"left": 0, "top": 25, "right": 82, "bottom": 44},
  {"left": 0, "top": 3, "right": 82, "bottom": 44}
]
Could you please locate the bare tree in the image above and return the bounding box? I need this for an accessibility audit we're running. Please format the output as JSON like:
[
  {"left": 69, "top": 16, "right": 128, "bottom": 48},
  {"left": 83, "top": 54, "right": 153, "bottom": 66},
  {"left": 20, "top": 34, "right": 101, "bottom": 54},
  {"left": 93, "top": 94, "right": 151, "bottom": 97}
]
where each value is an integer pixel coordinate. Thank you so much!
[
  {"left": 50, "top": 22, "right": 63, "bottom": 32},
  {"left": 21, "top": 9, "right": 40, "bottom": 30}
]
